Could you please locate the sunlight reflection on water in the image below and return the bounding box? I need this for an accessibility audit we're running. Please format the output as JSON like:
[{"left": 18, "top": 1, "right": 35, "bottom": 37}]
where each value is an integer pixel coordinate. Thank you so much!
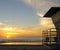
[{"left": 0, "top": 42, "right": 43, "bottom": 45}]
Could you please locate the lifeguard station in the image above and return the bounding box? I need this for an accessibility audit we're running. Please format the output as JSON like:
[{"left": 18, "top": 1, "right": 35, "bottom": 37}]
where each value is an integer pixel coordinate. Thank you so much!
[{"left": 43, "top": 7, "right": 60, "bottom": 49}]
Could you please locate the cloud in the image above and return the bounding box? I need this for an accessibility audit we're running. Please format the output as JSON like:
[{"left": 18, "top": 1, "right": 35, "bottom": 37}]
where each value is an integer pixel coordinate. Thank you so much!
[
  {"left": 21, "top": 0, "right": 57, "bottom": 30},
  {"left": 0, "top": 25, "right": 42, "bottom": 38},
  {"left": 39, "top": 18, "right": 55, "bottom": 30},
  {"left": 21, "top": 0, "right": 60, "bottom": 17},
  {"left": 37, "top": 13, "right": 44, "bottom": 17},
  {"left": 0, "top": 22, "right": 6, "bottom": 26},
  {"left": 0, "top": 21, "right": 42, "bottom": 37},
  {"left": 24, "top": 0, "right": 32, "bottom": 5}
]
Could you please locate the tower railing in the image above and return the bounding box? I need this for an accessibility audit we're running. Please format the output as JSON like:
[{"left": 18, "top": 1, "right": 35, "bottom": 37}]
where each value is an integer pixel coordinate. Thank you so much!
[{"left": 42, "top": 28, "right": 57, "bottom": 45}]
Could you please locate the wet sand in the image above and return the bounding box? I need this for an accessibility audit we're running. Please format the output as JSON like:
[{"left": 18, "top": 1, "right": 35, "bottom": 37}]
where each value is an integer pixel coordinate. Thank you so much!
[{"left": 0, "top": 42, "right": 52, "bottom": 50}]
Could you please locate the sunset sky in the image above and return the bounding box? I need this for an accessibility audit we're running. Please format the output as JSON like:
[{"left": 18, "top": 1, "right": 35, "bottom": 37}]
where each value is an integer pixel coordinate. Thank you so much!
[{"left": 0, "top": 0, "right": 60, "bottom": 40}]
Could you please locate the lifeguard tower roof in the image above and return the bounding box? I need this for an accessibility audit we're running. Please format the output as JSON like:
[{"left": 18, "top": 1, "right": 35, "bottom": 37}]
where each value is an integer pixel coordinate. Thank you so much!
[{"left": 44, "top": 7, "right": 60, "bottom": 17}]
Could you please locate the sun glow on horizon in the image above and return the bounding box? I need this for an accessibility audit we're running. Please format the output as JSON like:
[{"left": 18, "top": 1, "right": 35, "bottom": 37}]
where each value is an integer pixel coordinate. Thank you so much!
[
  {"left": 4, "top": 32, "right": 19, "bottom": 38},
  {"left": 2, "top": 27, "right": 13, "bottom": 31},
  {"left": 0, "top": 26, "right": 42, "bottom": 38},
  {"left": 6, "top": 34, "right": 10, "bottom": 38}
]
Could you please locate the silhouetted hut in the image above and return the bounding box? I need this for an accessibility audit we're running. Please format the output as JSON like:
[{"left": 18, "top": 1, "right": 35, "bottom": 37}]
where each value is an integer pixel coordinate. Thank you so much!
[{"left": 43, "top": 7, "right": 60, "bottom": 45}]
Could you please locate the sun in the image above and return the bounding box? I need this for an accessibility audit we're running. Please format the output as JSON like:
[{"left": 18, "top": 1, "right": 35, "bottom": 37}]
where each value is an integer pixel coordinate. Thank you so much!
[
  {"left": 6, "top": 34, "right": 10, "bottom": 38},
  {"left": 3, "top": 32, "right": 12, "bottom": 38},
  {"left": 4, "top": 32, "right": 18, "bottom": 38},
  {"left": 5, "top": 33, "right": 11, "bottom": 38}
]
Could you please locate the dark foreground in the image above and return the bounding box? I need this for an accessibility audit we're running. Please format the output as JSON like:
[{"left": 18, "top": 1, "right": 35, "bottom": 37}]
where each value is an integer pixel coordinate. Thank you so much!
[{"left": 0, "top": 45, "right": 52, "bottom": 50}]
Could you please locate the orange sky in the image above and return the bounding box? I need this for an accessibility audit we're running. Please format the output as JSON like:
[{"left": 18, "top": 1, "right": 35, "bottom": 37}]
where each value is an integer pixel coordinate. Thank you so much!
[
  {"left": 0, "top": 18, "right": 55, "bottom": 39},
  {"left": 0, "top": 26, "right": 42, "bottom": 38}
]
